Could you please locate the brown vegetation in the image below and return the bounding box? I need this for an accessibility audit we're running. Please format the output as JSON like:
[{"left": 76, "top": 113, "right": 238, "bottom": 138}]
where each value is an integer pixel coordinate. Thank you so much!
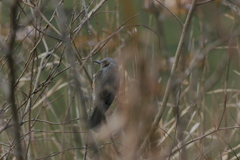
[{"left": 1, "top": 0, "right": 240, "bottom": 159}]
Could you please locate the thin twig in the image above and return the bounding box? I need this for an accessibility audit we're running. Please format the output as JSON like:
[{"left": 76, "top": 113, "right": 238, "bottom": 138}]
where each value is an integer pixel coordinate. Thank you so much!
[
  {"left": 156, "top": 0, "right": 183, "bottom": 27},
  {"left": 170, "top": 126, "right": 240, "bottom": 157},
  {"left": 197, "top": 0, "right": 214, "bottom": 6},
  {"left": 217, "top": 51, "right": 231, "bottom": 129}
]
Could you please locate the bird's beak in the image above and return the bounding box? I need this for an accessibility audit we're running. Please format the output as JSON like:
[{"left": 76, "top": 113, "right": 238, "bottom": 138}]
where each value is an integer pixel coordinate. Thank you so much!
[{"left": 93, "top": 60, "right": 101, "bottom": 64}]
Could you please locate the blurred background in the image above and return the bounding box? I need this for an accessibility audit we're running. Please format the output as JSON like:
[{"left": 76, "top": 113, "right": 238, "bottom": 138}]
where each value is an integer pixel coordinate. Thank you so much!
[{"left": 1, "top": 0, "right": 240, "bottom": 159}]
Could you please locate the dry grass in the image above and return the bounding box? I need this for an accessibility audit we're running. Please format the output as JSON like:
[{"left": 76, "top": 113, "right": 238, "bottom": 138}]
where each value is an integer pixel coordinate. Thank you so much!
[{"left": 1, "top": 0, "right": 240, "bottom": 159}]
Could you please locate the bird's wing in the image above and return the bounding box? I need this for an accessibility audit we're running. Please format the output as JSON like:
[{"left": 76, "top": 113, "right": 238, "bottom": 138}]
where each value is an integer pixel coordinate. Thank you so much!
[{"left": 100, "top": 85, "right": 116, "bottom": 111}]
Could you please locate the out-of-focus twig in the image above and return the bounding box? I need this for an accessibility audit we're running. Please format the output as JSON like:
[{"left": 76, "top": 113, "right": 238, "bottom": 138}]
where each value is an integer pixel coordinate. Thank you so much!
[
  {"left": 197, "top": 0, "right": 214, "bottom": 6},
  {"left": 156, "top": 0, "right": 183, "bottom": 27}
]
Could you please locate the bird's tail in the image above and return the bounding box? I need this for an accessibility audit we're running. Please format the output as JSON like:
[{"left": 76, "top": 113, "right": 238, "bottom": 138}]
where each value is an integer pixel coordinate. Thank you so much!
[{"left": 88, "top": 107, "right": 104, "bottom": 129}]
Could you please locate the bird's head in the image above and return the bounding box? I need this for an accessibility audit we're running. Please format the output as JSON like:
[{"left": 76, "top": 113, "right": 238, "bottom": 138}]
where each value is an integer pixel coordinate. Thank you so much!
[{"left": 93, "top": 57, "right": 118, "bottom": 69}]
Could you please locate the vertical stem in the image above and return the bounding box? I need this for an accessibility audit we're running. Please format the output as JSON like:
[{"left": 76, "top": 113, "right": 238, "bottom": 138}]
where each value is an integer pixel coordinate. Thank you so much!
[
  {"left": 0, "top": 0, "right": 2, "bottom": 35},
  {"left": 218, "top": 57, "right": 230, "bottom": 129},
  {"left": 81, "top": 1, "right": 93, "bottom": 158},
  {"left": 6, "top": 1, "right": 23, "bottom": 160}
]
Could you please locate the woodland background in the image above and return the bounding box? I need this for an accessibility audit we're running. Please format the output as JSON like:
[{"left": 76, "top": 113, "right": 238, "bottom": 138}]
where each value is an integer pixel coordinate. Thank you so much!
[{"left": 1, "top": 0, "right": 240, "bottom": 159}]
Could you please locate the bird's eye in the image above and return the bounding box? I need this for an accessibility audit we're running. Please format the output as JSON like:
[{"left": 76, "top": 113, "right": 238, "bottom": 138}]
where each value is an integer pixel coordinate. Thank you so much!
[{"left": 103, "top": 61, "right": 110, "bottom": 68}]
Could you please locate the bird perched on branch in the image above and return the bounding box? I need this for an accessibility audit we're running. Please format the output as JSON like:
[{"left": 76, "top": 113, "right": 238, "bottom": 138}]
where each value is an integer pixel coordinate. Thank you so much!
[{"left": 88, "top": 57, "right": 120, "bottom": 129}]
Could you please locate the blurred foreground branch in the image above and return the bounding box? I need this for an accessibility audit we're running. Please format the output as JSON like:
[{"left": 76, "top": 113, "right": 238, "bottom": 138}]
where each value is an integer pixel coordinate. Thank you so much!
[
  {"left": 5, "top": 0, "right": 23, "bottom": 160},
  {"left": 139, "top": 0, "right": 197, "bottom": 155}
]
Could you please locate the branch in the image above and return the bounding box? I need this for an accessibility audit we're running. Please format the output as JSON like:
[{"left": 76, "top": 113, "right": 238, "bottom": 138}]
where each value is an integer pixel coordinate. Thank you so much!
[{"left": 6, "top": 1, "right": 24, "bottom": 160}]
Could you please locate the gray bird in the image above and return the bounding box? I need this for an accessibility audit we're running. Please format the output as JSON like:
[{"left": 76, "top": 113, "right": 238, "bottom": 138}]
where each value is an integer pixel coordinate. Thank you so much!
[{"left": 88, "top": 57, "right": 119, "bottom": 129}]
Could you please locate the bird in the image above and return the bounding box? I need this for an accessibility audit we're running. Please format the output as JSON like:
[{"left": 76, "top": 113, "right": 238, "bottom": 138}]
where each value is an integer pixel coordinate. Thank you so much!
[{"left": 88, "top": 57, "right": 120, "bottom": 129}]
